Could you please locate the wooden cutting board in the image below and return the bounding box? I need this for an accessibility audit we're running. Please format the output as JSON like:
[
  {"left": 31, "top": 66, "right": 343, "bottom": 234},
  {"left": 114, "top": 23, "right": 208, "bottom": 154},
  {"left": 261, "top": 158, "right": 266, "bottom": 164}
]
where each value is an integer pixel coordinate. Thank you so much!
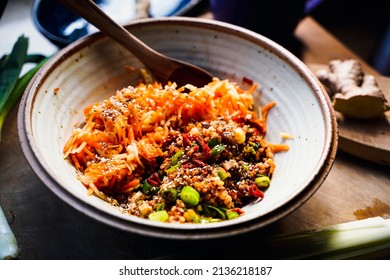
[{"left": 308, "top": 63, "right": 390, "bottom": 166}]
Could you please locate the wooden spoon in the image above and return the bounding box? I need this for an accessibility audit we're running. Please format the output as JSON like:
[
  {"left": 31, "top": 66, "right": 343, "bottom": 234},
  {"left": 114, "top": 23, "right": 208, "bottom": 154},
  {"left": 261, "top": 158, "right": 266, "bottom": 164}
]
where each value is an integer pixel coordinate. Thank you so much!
[{"left": 57, "top": 0, "right": 213, "bottom": 87}]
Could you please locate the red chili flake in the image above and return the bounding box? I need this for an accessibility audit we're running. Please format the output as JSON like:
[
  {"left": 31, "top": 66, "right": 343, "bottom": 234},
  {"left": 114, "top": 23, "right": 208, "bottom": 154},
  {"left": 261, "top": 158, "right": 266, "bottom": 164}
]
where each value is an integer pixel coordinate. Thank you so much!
[
  {"left": 147, "top": 172, "right": 161, "bottom": 186},
  {"left": 192, "top": 159, "right": 207, "bottom": 167},
  {"left": 232, "top": 117, "right": 265, "bottom": 135},
  {"left": 246, "top": 119, "right": 265, "bottom": 135},
  {"left": 53, "top": 87, "right": 60, "bottom": 95},
  {"left": 182, "top": 163, "right": 196, "bottom": 169},
  {"left": 249, "top": 184, "right": 264, "bottom": 198},
  {"left": 193, "top": 135, "right": 211, "bottom": 161},
  {"left": 183, "top": 133, "right": 211, "bottom": 162},
  {"left": 161, "top": 135, "right": 177, "bottom": 148},
  {"left": 182, "top": 133, "right": 195, "bottom": 147},
  {"left": 124, "top": 65, "right": 136, "bottom": 72},
  {"left": 231, "top": 207, "right": 245, "bottom": 215},
  {"left": 242, "top": 77, "right": 253, "bottom": 85},
  {"left": 186, "top": 145, "right": 199, "bottom": 157}
]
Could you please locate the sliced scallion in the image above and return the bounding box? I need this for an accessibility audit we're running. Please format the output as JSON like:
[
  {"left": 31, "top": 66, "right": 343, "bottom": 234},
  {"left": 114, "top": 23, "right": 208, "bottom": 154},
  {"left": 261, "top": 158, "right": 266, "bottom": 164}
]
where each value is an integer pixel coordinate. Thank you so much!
[
  {"left": 210, "top": 144, "right": 225, "bottom": 158},
  {"left": 170, "top": 149, "right": 184, "bottom": 165}
]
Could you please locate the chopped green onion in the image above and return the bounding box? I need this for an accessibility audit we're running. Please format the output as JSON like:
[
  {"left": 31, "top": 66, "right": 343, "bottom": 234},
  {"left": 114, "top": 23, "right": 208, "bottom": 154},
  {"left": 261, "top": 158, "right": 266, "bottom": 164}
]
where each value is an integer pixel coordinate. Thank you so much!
[
  {"left": 156, "top": 203, "right": 165, "bottom": 211},
  {"left": 148, "top": 210, "right": 169, "bottom": 222},
  {"left": 207, "top": 137, "right": 219, "bottom": 148},
  {"left": 170, "top": 149, "right": 184, "bottom": 165},
  {"left": 165, "top": 163, "right": 180, "bottom": 174},
  {"left": 217, "top": 169, "right": 229, "bottom": 181},
  {"left": 142, "top": 180, "right": 153, "bottom": 193},
  {"left": 142, "top": 180, "right": 159, "bottom": 195},
  {"left": 210, "top": 144, "right": 225, "bottom": 158},
  {"left": 243, "top": 145, "right": 256, "bottom": 155},
  {"left": 203, "top": 205, "right": 226, "bottom": 220},
  {"left": 161, "top": 188, "right": 177, "bottom": 204},
  {"left": 249, "top": 141, "right": 260, "bottom": 149}
]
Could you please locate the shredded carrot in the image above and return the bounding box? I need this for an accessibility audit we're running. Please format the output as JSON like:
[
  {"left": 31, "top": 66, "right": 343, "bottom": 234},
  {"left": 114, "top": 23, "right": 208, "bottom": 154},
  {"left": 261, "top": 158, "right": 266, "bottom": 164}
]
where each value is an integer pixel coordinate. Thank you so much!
[
  {"left": 64, "top": 78, "right": 288, "bottom": 199},
  {"left": 70, "top": 154, "right": 81, "bottom": 171},
  {"left": 261, "top": 101, "right": 276, "bottom": 133},
  {"left": 122, "top": 179, "right": 141, "bottom": 193},
  {"left": 268, "top": 143, "right": 290, "bottom": 153}
]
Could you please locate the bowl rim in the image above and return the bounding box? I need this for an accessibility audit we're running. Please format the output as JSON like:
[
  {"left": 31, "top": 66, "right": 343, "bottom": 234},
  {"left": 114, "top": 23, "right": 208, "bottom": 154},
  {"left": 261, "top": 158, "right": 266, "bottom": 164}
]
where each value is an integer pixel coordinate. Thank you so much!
[{"left": 18, "top": 16, "right": 338, "bottom": 239}]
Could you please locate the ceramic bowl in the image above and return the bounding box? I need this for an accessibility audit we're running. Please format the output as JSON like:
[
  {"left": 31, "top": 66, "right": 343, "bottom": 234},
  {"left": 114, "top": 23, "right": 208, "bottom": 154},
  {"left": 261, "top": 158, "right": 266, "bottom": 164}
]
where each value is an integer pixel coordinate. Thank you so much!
[{"left": 18, "top": 17, "right": 338, "bottom": 239}]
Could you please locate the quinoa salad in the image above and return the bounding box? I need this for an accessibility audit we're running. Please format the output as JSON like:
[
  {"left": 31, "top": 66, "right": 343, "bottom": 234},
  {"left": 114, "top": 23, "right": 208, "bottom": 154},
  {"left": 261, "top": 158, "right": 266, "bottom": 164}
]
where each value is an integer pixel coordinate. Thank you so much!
[{"left": 63, "top": 78, "right": 289, "bottom": 223}]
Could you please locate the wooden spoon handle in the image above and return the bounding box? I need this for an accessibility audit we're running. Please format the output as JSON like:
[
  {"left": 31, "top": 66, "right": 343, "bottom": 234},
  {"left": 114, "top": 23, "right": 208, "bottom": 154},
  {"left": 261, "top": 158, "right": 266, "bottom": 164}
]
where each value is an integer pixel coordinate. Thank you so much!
[
  {"left": 58, "top": 0, "right": 176, "bottom": 70},
  {"left": 58, "top": 0, "right": 213, "bottom": 87}
]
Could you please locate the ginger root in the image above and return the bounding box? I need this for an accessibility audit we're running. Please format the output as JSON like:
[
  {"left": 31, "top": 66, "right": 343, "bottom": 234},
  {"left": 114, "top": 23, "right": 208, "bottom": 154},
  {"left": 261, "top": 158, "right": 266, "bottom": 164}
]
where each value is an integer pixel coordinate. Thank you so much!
[{"left": 317, "top": 59, "right": 390, "bottom": 119}]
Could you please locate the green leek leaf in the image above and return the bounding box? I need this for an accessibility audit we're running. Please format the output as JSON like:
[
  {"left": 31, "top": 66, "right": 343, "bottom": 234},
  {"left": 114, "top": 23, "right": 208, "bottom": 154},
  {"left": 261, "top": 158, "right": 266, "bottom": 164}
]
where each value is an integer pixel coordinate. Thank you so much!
[
  {"left": 0, "top": 56, "right": 49, "bottom": 140},
  {"left": 0, "top": 35, "right": 48, "bottom": 259},
  {"left": 0, "top": 35, "right": 28, "bottom": 110}
]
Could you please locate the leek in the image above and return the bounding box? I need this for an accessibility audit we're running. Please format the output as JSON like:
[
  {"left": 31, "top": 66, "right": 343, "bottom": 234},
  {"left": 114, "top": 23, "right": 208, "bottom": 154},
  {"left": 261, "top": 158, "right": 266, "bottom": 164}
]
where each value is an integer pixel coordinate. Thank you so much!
[
  {"left": 0, "top": 35, "right": 48, "bottom": 140},
  {"left": 0, "top": 207, "right": 18, "bottom": 259},
  {"left": 262, "top": 216, "right": 390, "bottom": 260},
  {"left": 155, "top": 217, "right": 390, "bottom": 260},
  {"left": 0, "top": 35, "right": 28, "bottom": 111},
  {"left": 0, "top": 56, "right": 49, "bottom": 140},
  {"left": 0, "top": 35, "right": 48, "bottom": 259}
]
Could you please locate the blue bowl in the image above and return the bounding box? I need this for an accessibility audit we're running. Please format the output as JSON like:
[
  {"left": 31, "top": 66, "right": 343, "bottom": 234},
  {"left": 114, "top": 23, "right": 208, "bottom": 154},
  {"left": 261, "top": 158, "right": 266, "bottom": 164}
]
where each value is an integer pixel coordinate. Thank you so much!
[{"left": 32, "top": 0, "right": 204, "bottom": 48}]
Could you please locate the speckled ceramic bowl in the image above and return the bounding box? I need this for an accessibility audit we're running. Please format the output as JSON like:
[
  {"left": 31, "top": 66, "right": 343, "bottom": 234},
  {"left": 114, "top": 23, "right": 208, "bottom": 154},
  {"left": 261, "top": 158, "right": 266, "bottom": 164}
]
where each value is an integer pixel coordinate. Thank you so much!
[{"left": 18, "top": 17, "right": 338, "bottom": 239}]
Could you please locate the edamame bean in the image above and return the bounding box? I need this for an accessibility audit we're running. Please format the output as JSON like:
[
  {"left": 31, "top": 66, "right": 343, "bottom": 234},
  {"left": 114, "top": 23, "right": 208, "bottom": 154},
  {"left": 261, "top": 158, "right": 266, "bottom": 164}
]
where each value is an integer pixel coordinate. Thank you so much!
[
  {"left": 161, "top": 188, "right": 178, "bottom": 204},
  {"left": 180, "top": 186, "right": 200, "bottom": 206}
]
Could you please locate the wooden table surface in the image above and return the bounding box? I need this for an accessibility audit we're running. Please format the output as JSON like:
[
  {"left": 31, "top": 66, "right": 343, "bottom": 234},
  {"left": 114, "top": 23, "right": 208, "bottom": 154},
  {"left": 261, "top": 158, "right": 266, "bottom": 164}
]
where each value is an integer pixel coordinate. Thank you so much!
[{"left": 1, "top": 3, "right": 390, "bottom": 259}]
